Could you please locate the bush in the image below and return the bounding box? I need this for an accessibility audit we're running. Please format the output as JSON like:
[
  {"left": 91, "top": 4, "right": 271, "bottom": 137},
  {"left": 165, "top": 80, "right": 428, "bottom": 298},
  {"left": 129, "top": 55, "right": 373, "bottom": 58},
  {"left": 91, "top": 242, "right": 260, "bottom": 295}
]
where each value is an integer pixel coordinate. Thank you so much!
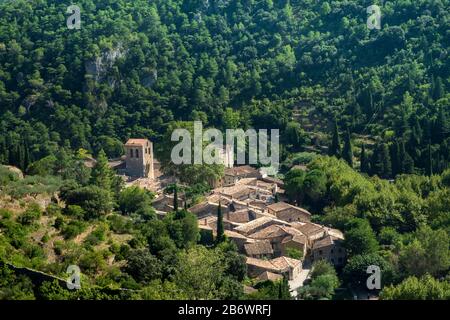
[
  {"left": 60, "top": 220, "right": 87, "bottom": 239},
  {"left": 107, "top": 214, "right": 133, "bottom": 234},
  {"left": 61, "top": 185, "right": 113, "bottom": 219},
  {"left": 18, "top": 203, "right": 42, "bottom": 225},
  {"left": 84, "top": 224, "right": 108, "bottom": 246}
]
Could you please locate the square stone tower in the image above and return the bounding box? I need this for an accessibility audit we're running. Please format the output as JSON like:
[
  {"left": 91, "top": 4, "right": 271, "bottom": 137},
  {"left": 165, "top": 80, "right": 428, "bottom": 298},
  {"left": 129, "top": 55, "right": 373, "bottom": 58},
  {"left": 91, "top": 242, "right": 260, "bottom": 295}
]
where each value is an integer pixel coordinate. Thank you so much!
[{"left": 125, "top": 139, "right": 154, "bottom": 179}]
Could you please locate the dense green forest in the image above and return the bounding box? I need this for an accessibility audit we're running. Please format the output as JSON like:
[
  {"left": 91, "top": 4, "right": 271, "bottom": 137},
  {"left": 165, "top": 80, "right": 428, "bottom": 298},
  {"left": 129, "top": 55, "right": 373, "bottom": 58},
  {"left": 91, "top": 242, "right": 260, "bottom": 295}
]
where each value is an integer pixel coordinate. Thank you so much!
[
  {"left": 0, "top": 0, "right": 448, "bottom": 176},
  {"left": 0, "top": 0, "right": 449, "bottom": 300}
]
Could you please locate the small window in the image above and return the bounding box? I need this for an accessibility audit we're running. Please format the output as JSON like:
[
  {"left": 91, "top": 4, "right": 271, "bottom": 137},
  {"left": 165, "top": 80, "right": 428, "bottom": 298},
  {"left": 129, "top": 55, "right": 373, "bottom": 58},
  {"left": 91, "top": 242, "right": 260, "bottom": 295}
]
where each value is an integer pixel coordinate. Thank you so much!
[
  {"left": 319, "top": 250, "right": 322, "bottom": 255},
  {"left": 135, "top": 149, "right": 139, "bottom": 158},
  {"left": 130, "top": 149, "right": 133, "bottom": 158},
  {"left": 331, "top": 249, "right": 334, "bottom": 254}
]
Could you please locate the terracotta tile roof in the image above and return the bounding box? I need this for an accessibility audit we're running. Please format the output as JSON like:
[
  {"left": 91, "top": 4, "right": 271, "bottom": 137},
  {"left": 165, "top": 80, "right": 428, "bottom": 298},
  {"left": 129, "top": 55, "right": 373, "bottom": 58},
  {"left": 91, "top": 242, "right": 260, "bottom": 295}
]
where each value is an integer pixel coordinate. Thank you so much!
[
  {"left": 244, "top": 241, "right": 274, "bottom": 256},
  {"left": 226, "top": 209, "right": 254, "bottom": 223},
  {"left": 225, "top": 165, "right": 258, "bottom": 177},
  {"left": 270, "top": 256, "right": 301, "bottom": 269},
  {"left": 267, "top": 202, "right": 293, "bottom": 212},
  {"left": 312, "top": 235, "right": 342, "bottom": 250},
  {"left": 189, "top": 201, "right": 227, "bottom": 218},
  {"left": 261, "top": 176, "right": 284, "bottom": 186},
  {"left": 257, "top": 271, "right": 283, "bottom": 282},
  {"left": 236, "top": 178, "right": 258, "bottom": 186},
  {"left": 281, "top": 233, "right": 308, "bottom": 245},
  {"left": 224, "top": 230, "right": 249, "bottom": 240},
  {"left": 249, "top": 225, "right": 304, "bottom": 240},
  {"left": 292, "top": 222, "right": 324, "bottom": 237},
  {"left": 246, "top": 256, "right": 301, "bottom": 273},
  {"left": 234, "top": 217, "right": 274, "bottom": 235},
  {"left": 125, "top": 138, "right": 149, "bottom": 146},
  {"left": 267, "top": 202, "right": 312, "bottom": 217}
]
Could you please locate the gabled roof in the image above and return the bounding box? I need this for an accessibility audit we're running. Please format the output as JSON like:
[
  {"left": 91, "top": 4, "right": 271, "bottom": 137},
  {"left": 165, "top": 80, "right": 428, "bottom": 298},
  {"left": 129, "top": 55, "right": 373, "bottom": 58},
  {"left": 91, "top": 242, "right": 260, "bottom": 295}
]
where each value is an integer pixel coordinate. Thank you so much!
[
  {"left": 125, "top": 138, "right": 150, "bottom": 146},
  {"left": 312, "top": 235, "right": 342, "bottom": 250},
  {"left": 248, "top": 224, "right": 305, "bottom": 241},
  {"left": 226, "top": 209, "right": 254, "bottom": 223},
  {"left": 267, "top": 202, "right": 293, "bottom": 212},
  {"left": 244, "top": 241, "right": 274, "bottom": 256},
  {"left": 291, "top": 222, "right": 324, "bottom": 237},
  {"left": 257, "top": 271, "right": 283, "bottom": 282},
  {"left": 234, "top": 217, "right": 276, "bottom": 235},
  {"left": 246, "top": 256, "right": 301, "bottom": 273},
  {"left": 267, "top": 202, "right": 311, "bottom": 217}
]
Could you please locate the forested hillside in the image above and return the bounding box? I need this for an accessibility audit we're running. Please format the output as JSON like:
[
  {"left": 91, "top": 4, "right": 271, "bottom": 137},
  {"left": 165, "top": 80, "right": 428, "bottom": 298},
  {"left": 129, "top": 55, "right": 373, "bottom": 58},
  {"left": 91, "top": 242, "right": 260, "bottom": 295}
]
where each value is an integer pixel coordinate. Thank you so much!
[
  {"left": 0, "top": 0, "right": 449, "bottom": 301},
  {"left": 0, "top": 0, "right": 448, "bottom": 177}
]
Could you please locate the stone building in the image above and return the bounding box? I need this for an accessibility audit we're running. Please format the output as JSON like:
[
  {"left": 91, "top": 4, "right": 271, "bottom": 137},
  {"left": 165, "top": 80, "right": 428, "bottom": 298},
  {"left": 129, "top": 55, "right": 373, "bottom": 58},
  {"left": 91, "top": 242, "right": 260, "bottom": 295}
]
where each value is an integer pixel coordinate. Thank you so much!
[
  {"left": 310, "top": 235, "right": 346, "bottom": 267},
  {"left": 125, "top": 139, "right": 154, "bottom": 178}
]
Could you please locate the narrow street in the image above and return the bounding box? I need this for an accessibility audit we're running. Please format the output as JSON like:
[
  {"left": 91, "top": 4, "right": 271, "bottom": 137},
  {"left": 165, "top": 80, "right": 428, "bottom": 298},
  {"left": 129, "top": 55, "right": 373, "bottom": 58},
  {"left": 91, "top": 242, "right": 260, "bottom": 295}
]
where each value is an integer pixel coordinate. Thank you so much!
[{"left": 289, "top": 260, "right": 312, "bottom": 298}]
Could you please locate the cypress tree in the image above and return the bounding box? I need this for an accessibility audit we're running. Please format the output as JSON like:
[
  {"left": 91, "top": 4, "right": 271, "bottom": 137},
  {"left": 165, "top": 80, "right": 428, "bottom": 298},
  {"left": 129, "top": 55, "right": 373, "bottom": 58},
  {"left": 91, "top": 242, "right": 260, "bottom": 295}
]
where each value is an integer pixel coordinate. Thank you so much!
[
  {"left": 23, "top": 141, "right": 30, "bottom": 172},
  {"left": 91, "top": 149, "right": 113, "bottom": 191},
  {"left": 381, "top": 143, "right": 392, "bottom": 179},
  {"left": 342, "top": 128, "right": 353, "bottom": 167},
  {"left": 435, "top": 108, "right": 449, "bottom": 143},
  {"left": 433, "top": 76, "right": 444, "bottom": 100},
  {"left": 329, "top": 118, "right": 341, "bottom": 157},
  {"left": 173, "top": 183, "right": 178, "bottom": 212},
  {"left": 427, "top": 142, "right": 433, "bottom": 176},
  {"left": 400, "top": 140, "right": 415, "bottom": 174},
  {"left": 216, "top": 200, "right": 225, "bottom": 244},
  {"left": 390, "top": 140, "right": 401, "bottom": 176},
  {"left": 360, "top": 144, "right": 369, "bottom": 173}
]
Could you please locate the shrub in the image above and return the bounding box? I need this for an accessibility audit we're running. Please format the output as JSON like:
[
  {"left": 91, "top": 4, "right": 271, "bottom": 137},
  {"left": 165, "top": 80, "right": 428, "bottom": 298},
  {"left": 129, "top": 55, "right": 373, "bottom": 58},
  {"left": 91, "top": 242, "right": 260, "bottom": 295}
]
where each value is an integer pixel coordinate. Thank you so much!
[
  {"left": 18, "top": 203, "right": 42, "bottom": 225},
  {"left": 60, "top": 220, "right": 87, "bottom": 239}
]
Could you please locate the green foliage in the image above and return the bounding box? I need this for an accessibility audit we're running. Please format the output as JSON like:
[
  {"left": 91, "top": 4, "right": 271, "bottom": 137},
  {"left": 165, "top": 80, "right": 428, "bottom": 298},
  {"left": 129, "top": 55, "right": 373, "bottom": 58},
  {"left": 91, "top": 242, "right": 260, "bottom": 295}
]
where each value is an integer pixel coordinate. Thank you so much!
[
  {"left": 124, "top": 249, "right": 163, "bottom": 284},
  {"left": 60, "top": 185, "right": 113, "bottom": 219},
  {"left": 343, "top": 253, "right": 395, "bottom": 289},
  {"left": 380, "top": 275, "right": 450, "bottom": 300},
  {"left": 17, "top": 203, "right": 42, "bottom": 226},
  {"left": 248, "top": 278, "right": 291, "bottom": 300},
  {"left": 298, "top": 261, "right": 339, "bottom": 300},
  {"left": 60, "top": 220, "right": 88, "bottom": 240},
  {"left": 118, "top": 186, "right": 155, "bottom": 218},
  {"left": 343, "top": 218, "right": 379, "bottom": 256},
  {"left": 285, "top": 247, "right": 302, "bottom": 260},
  {"left": 399, "top": 226, "right": 449, "bottom": 278},
  {"left": 0, "top": 264, "right": 35, "bottom": 300}
]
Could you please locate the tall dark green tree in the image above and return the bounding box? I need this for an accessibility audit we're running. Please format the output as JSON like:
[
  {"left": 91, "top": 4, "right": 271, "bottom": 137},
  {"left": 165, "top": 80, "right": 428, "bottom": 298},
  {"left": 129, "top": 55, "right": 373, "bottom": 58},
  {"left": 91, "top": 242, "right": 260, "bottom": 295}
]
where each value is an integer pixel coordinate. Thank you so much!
[
  {"left": 360, "top": 144, "right": 369, "bottom": 173},
  {"left": 90, "top": 149, "right": 113, "bottom": 191},
  {"left": 342, "top": 129, "right": 353, "bottom": 167},
  {"left": 329, "top": 118, "right": 341, "bottom": 158},
  {"left": 427, "top": 142, "right": 433, "bottom": 176},
  {"left": 173, "top": 183, "right": 178, "bottom": 212},
  {"left": 390, "top": 140, "right": 401, "bottom": 176},
  {"left": 216, "top": 200, "right": 225, "bottom": 244}
]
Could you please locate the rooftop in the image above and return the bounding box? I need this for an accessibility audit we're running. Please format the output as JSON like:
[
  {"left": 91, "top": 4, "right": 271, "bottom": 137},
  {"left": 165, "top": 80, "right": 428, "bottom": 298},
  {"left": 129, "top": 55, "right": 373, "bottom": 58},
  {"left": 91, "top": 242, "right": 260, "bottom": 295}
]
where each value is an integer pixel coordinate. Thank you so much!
[
  {"left": 225, "top": 165, "right": 258, "bottom": 177},
  {"left": 244, "top": 241, "right": 274, "bottom": 256},
  {"left": 312, "top": 235, "right": 342, "bottom": 250},
  {"left": 267, "top": 202, "right": 311, "bottom": 216},
  {"left": 246, "top": 256, "right": 301, "bottom": 273},
  {"left": 234, "top": 216, "right": 275, "bottom": 235},
  {"left": 256, "top": 271, "right": 283, "bottom": 282},
  {"left": 125, "top": 138, "right": 150, "bottom": 146}
]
